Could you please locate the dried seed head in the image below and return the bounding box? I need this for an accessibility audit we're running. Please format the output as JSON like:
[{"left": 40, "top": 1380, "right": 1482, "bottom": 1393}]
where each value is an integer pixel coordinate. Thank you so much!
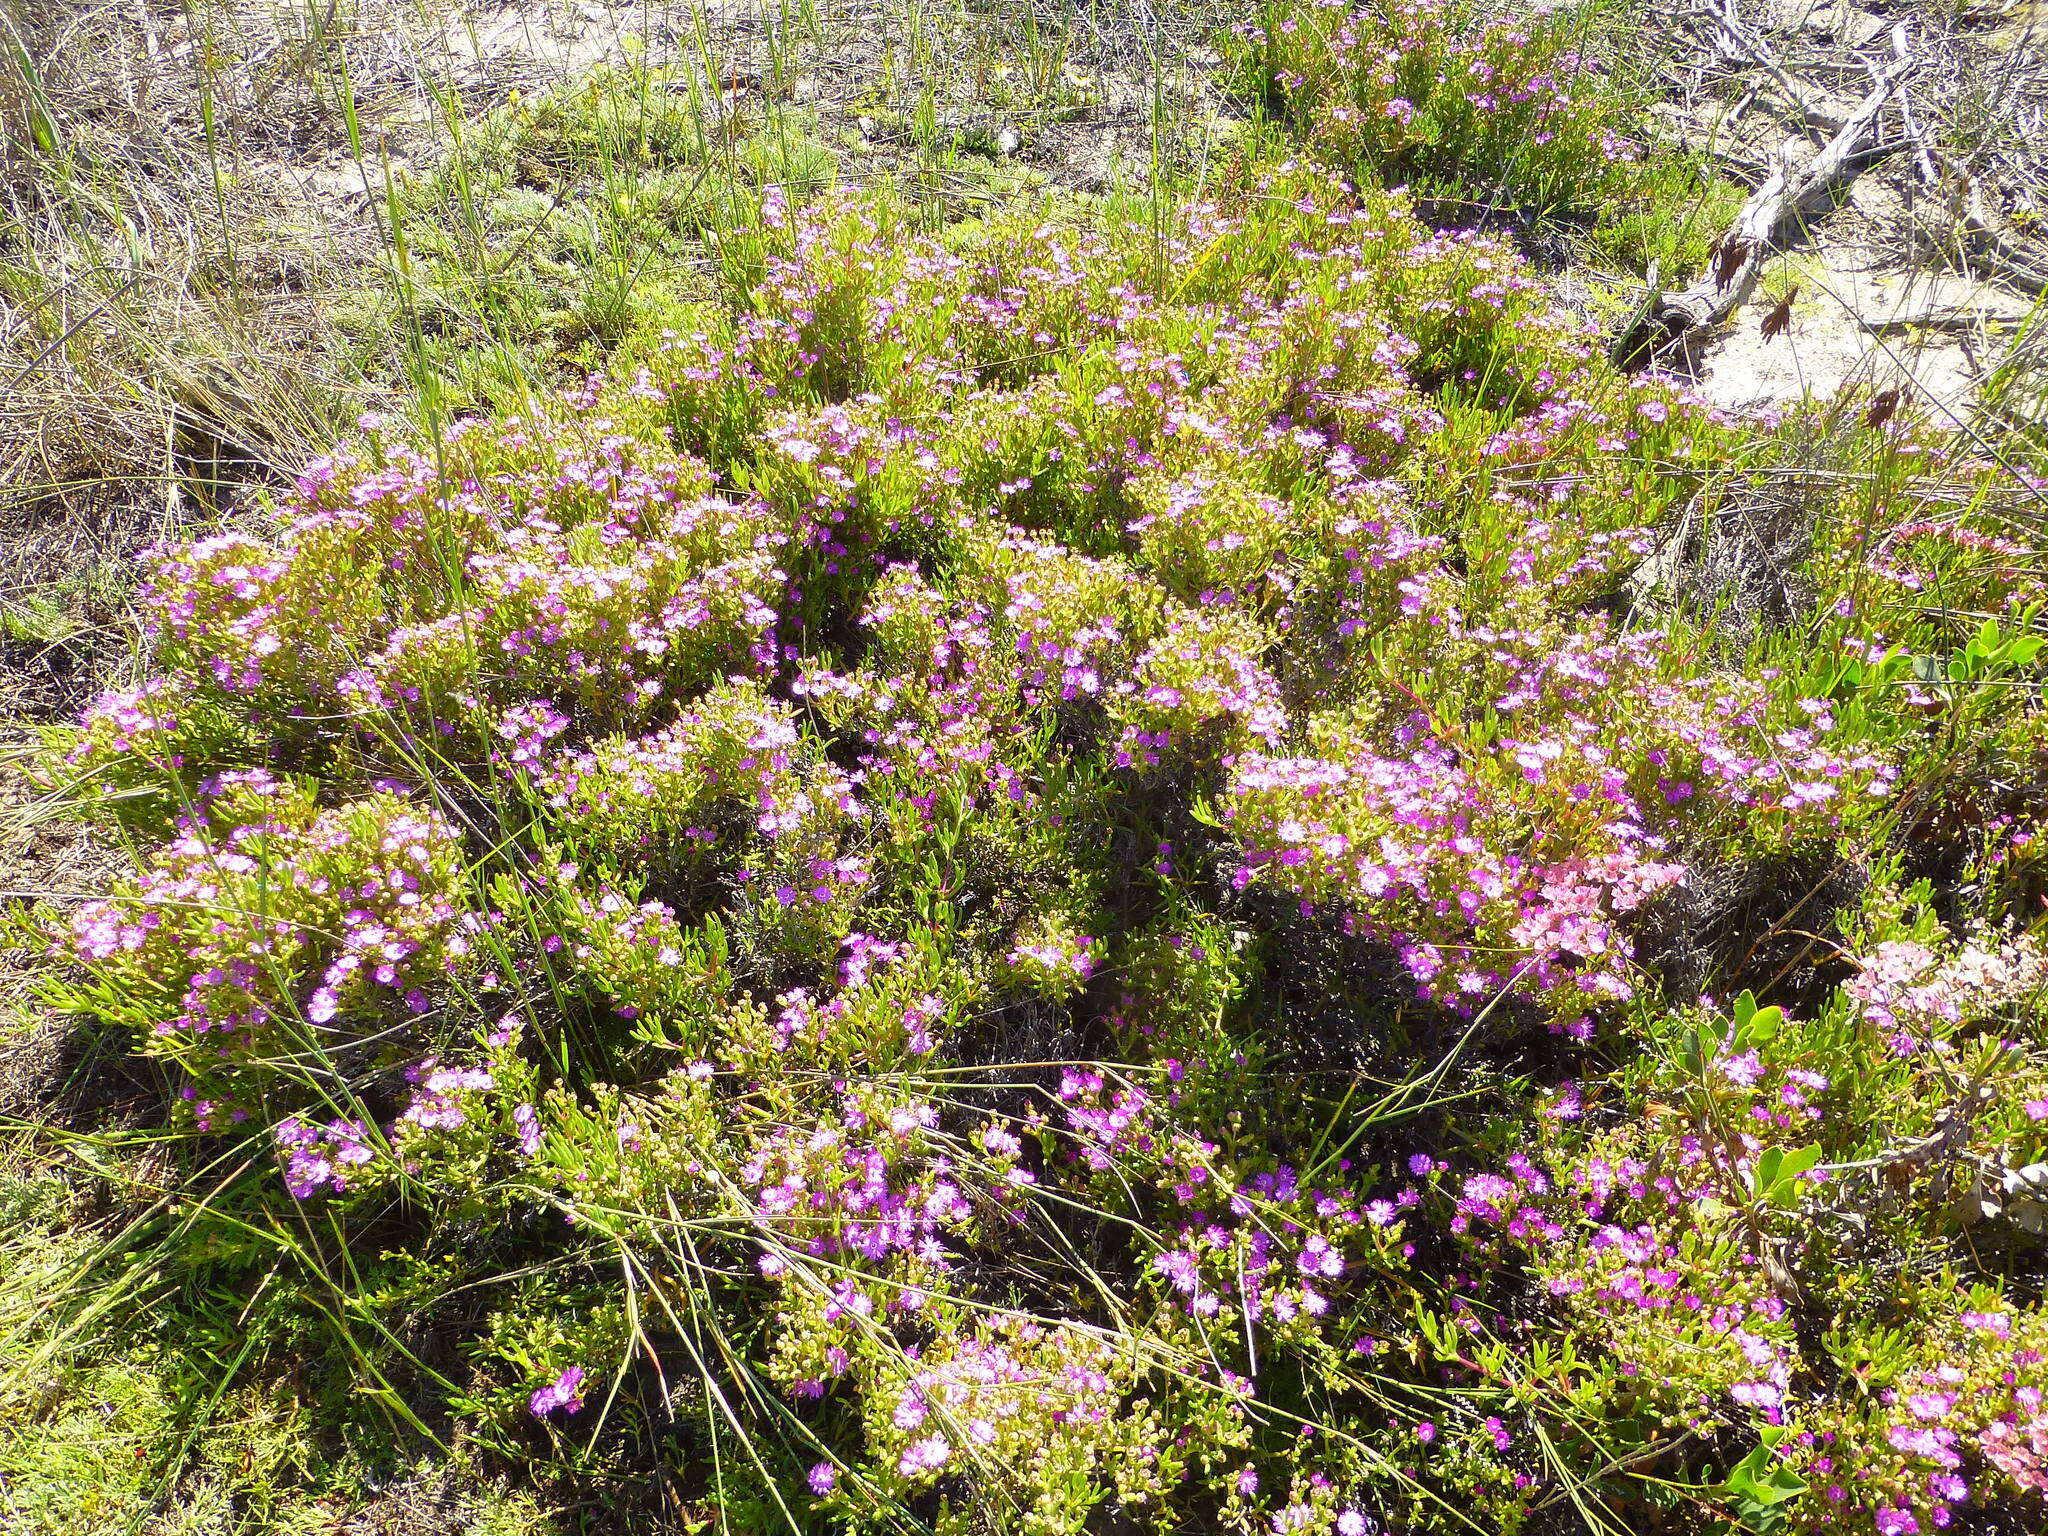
[
  {"left": 1712, "top": 238, "right": 1750, "bottom": 293},
  {"left": 1759, "top": 287, "right": 1798, "bottom": 341},
  {"left": 1865, "top": 387, "right": 1904, "bottom": 430}
]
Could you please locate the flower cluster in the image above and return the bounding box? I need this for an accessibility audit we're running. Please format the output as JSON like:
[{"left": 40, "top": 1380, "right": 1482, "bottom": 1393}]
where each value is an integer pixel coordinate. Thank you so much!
[
  {"left": 1846, "top": 932, "right": 2048, "bottom": 1056},
  {"left": 64, "top": 772, "right": 466, "bottom": 1118}
]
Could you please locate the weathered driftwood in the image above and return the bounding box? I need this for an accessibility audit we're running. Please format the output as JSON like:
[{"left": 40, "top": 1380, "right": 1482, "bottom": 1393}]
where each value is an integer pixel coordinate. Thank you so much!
[{"left": 1619, "top": 57, "right": 1913, "bottom": 362}]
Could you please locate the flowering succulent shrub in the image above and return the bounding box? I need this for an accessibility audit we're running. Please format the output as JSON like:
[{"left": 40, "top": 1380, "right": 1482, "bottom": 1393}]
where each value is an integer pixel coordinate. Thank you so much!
[
  {"left": 40, "top": 148, "right": 2048, "bottom": 1535},
  {"left": 1239, "top": 0, "right": 1651, "bottom": 218}
]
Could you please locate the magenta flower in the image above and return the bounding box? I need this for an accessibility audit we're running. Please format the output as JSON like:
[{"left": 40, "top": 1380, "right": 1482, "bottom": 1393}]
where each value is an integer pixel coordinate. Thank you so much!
[{"left": 529, "top": 1365, "right": 587, "bottom": 1418}]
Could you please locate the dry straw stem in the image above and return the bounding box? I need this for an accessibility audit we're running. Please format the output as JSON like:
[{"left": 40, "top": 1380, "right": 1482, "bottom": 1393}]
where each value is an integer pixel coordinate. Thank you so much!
[{"left": 1654, "top": 0, "right": 2048, "bottom": 302}]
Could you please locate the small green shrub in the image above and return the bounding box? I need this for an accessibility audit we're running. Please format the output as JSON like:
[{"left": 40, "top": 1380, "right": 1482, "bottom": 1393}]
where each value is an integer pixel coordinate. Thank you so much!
[{"left": 1235, "top": 0, "right": 1737, "bottom": 267}]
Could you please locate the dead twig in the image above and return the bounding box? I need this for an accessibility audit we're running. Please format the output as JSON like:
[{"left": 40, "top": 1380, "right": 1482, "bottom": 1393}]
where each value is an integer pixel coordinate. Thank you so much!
[
  {"left": 1693, "top": 0, "right": 1844, "bottom": 138},
  {"left": 1618, "top": 55, "right": 1916, "bottom": 361}
]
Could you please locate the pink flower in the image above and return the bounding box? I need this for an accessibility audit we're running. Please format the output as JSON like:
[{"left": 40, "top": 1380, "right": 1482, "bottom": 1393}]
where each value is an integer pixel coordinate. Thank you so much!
[
  {"left": 898, "top": 1436, "right": 950, "bottom": 1475},
  {"left": 1979, "top": 1417, "right": 2048, "bottom": 1494},
  {"left": 529, "top": 1365, "right": 587, "bottom": 1418},
  {"left": 1717, "top": 1050, "right": 1764, "bottom": 1089}
]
